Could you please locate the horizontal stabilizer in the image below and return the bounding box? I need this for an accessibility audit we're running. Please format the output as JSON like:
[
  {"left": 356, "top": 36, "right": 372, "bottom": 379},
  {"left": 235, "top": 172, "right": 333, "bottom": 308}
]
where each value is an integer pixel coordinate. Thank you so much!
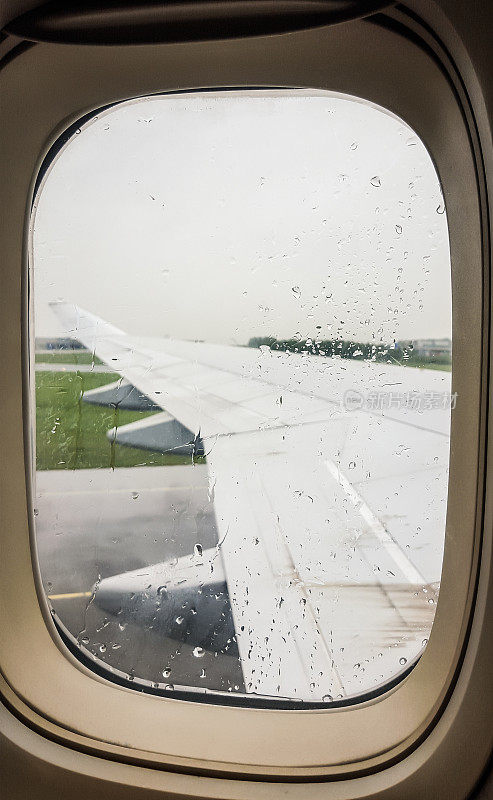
[
  {"left": 83, "top": 379, "right": 160, "bottom": 411},
  {"left": 108, "top": 412, "right": 204, "bottom": 456}
]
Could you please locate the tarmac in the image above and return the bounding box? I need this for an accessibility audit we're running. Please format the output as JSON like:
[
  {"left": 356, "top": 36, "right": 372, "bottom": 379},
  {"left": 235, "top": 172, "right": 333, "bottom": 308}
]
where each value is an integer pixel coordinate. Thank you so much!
[{"left": 35, "top": 464, "right": 244, "bottom": 693}]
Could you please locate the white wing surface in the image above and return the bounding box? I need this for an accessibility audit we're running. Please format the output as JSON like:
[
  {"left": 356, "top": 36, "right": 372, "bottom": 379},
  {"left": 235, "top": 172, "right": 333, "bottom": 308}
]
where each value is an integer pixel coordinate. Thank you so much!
[{"left": 51, "top": 302, "right": 450, "bottom": 700}]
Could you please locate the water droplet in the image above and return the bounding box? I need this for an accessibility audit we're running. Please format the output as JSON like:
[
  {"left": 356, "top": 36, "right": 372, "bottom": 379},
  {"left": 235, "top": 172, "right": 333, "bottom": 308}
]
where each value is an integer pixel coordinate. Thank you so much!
[
  {"left": 395, "top": 224, "right": 403, "bottom": 234},
  {"left": 291, "top": 286, "right": 301, "bottom": 299},
  {"left": 199, "top": 668, "right": 206, "bottom": 678},
  {"left": 399, "top": 657, "right": 407, "bottom": 665},
  {"left": 322, "top": 694, "right": 333, "bottom": 702},
  {"left": 428, "top": 598, "right": 435, "bottom": 605},
  {"left": 162, "top": 668, "right": 171, "bottom": 678},
  {"left": 194, "top": 543, "right": 203, "bottom": 558},
  {"left": 132, "top": 492, "right": 139, "bottom": 500},
  {"left": 99, "top": 644, "right": 106, "bottom": 653},
  {"left": 350, "top": 142, "right": 358, "bottom": 150},
  {"left": 436, "top": 204, "right": 445, "bottom": 214},
  {"left": 193, "top": 646, "right": 205, "bottom": 658},
  {"left": 370, "top": 176, "right": 381, "bottom": 188},
  {"left": 175, "top": 615, "right": 184, "bottom": 625}
]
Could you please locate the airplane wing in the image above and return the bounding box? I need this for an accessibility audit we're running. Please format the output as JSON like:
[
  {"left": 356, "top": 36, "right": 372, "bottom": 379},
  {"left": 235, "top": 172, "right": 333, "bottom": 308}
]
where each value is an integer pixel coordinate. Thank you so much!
[{"left": 50, "top": 301, "right": 451, "bottom": 700}]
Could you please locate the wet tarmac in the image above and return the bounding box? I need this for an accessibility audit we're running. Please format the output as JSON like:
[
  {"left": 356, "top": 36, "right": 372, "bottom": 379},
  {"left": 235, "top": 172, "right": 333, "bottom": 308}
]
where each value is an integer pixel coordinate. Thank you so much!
[{"left": 35, "top": 465, "right": 244, "bottom": 694}]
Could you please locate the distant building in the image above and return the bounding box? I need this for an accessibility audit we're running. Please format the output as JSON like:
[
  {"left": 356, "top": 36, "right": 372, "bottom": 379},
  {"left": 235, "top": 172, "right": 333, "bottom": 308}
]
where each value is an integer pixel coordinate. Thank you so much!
[{"left": 397, "top": 338, "right": 452, "bottom": 359}]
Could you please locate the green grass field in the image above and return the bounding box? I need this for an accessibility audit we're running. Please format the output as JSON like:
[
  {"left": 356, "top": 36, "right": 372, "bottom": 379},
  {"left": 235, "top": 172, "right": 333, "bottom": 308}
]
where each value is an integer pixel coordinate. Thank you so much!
[
  {"left": 413, "top": 363, "right": 451, "bottom": 372},
  {"left": 36, "top": 371, "right": 195, "bottom": 470},
  {"left": 35, "top": 351, "right": 104, "bottom": 365},
  {"left": 384, "top": 358, "right": 451, "bottom": 372}
]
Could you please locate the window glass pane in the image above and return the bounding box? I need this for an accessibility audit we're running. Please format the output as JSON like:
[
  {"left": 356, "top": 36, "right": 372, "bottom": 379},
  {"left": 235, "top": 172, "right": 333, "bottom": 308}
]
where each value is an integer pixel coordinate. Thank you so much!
[{"left": 32, "top": 90, "right": 451, "bottom": 703}]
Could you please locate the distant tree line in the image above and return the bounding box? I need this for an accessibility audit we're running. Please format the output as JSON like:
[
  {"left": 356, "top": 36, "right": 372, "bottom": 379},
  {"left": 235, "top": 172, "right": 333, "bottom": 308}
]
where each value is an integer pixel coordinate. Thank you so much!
[{"left": 247, "top": 336, "right": 451, "bottom": 367}]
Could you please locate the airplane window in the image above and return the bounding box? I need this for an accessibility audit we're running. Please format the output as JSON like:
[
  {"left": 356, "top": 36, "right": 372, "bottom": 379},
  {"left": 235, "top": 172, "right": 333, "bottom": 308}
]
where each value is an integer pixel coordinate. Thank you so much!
[{"left": 31, "top": 89, "right": 451, "bottom": 704}]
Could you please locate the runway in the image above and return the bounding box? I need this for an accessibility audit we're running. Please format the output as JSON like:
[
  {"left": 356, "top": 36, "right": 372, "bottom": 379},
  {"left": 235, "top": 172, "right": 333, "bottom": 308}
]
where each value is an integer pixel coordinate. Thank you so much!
[{"left": 35, "top": 362, "right": 117, "bottom": 373}]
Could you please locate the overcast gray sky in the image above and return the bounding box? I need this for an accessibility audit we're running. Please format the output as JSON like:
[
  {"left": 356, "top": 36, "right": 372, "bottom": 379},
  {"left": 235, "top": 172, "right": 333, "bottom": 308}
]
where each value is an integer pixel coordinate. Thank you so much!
[{"left": 33, "top": 90, "right": 451, "bottom": 345}]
